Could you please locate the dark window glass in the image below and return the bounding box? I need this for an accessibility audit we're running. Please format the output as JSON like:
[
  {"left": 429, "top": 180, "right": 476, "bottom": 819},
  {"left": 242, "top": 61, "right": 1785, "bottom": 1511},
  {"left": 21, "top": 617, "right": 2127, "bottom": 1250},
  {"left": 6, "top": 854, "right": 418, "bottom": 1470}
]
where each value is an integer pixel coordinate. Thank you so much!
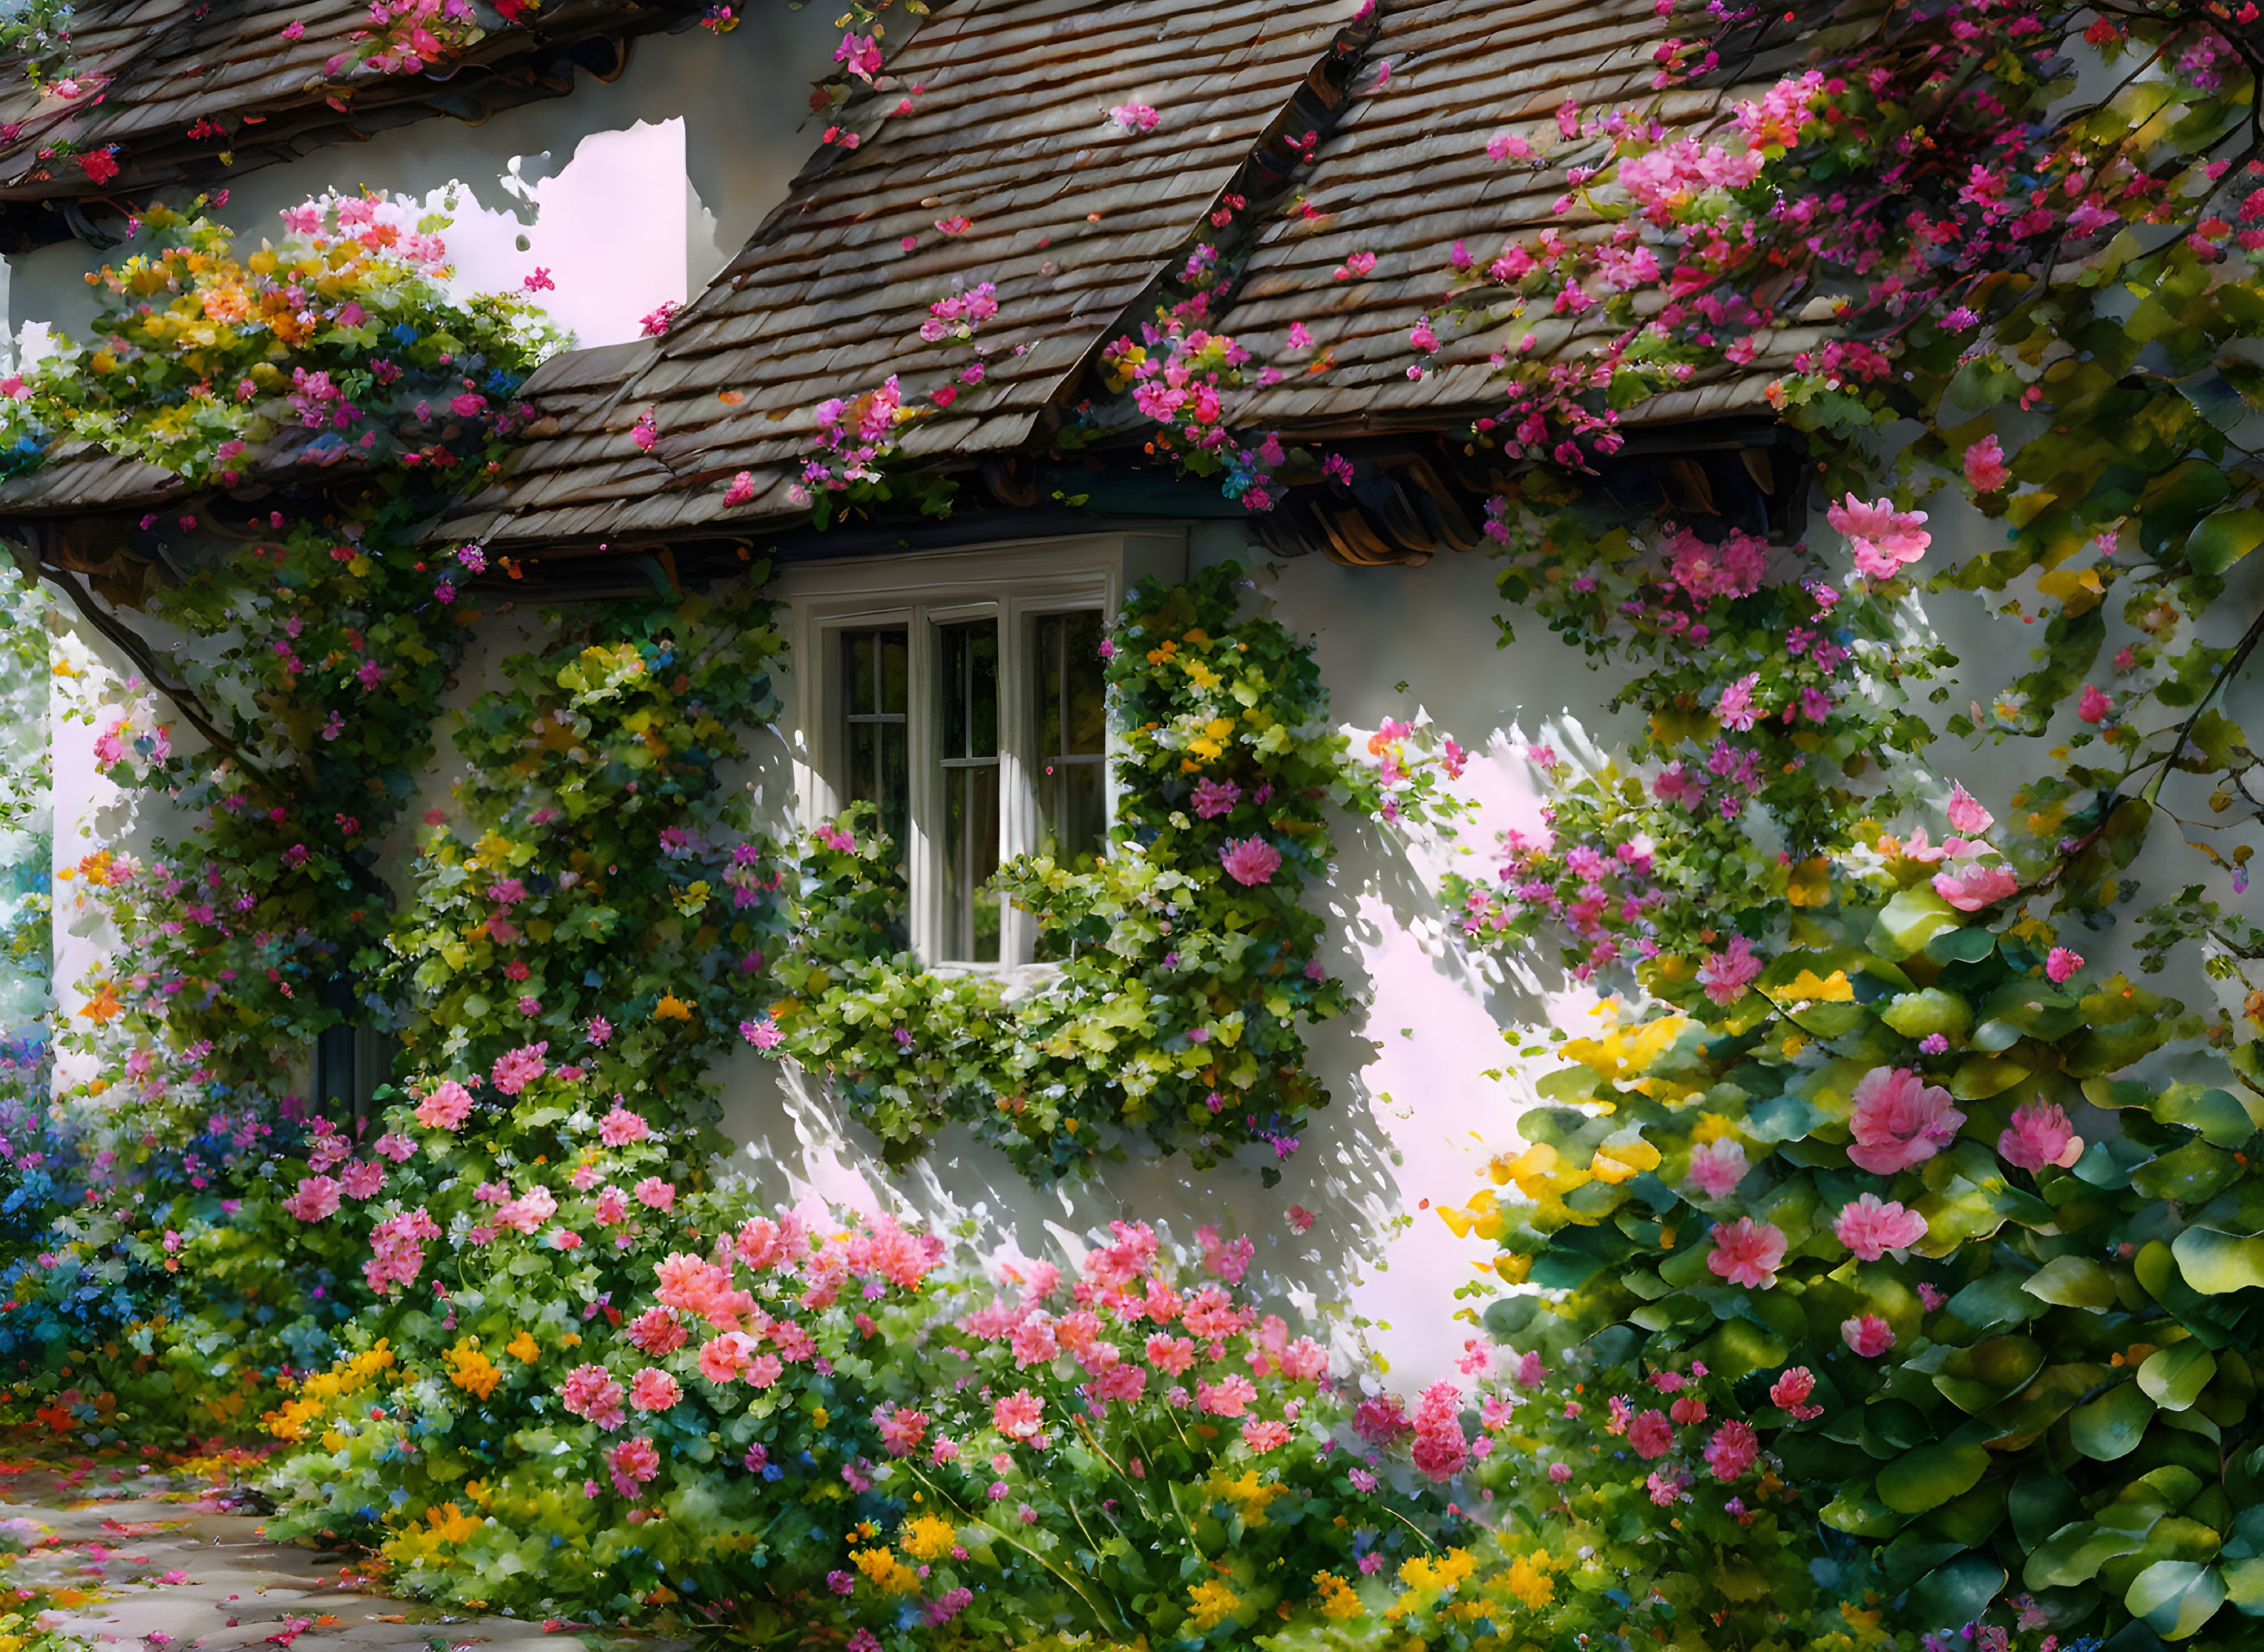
[
  {"left": 842, "top": 628, "right": 910, "bottom": 861},
  {"left": 1033, "top": 611, "right": 1108, "bottom": 861},
  {"left": 938, "top": 620, "right": 1002, "bottom": 960}
]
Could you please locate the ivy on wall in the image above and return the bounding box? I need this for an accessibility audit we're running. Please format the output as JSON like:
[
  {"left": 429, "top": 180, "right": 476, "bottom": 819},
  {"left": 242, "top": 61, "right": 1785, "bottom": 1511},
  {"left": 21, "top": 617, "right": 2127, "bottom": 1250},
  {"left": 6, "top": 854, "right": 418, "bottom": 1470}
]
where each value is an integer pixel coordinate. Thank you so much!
[{"left": 763, "top": 562, "right": 1459, "bottom": 1184}]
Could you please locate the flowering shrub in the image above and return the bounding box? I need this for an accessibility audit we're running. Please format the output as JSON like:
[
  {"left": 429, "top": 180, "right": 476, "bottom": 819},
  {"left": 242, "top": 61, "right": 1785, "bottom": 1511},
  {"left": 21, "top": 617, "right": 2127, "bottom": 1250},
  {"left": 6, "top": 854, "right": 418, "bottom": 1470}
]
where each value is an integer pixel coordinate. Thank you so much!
[
  {"left": 1440, "top": 782, "right": 2264, "bottom": 1647},
  {"left": 760, "top": 563, "right": 1459, "bottom": 1182},
  {"left": 264, "top": 1134, "right": 1431, "bottom": 1639}
]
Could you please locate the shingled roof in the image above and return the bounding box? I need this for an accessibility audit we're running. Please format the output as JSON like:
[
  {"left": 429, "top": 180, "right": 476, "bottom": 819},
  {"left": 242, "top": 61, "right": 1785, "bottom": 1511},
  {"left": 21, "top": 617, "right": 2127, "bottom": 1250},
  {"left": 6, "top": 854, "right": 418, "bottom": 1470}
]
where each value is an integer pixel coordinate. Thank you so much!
[
  {"left": 0, "top": 0, "right": 702, "bottom": 251},
  {"left": 433, "top": 0, "right": 1379, "bottom": 553}
]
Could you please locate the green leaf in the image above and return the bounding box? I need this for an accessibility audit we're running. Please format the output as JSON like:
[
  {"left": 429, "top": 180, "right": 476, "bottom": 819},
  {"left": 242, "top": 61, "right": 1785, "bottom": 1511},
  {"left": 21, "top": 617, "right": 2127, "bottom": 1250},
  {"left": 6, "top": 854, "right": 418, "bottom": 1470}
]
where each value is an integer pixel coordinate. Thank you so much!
[
  {"left": 2023, "top": 1255, "right": 2118, "bottom": 1311},
  {"left": 1905, "top": 1555, "right": 2006, "bottom": 1633},
  {"left": 2172, "top": 1227, "right": 2264, "bottom": 1294},
  {"left": 2069, "top": 1380, "right": 2155, "bottom": 1460},
  {"left": 2185, "top": 506, "right": 2264, "bottom": 575},
  {"left": 2025, "top": 1520, "right": 2149, "bottom": 1589},
  {"left": 2131, "top": 1141, "right": 2241, "bottom": 1204},
  {"left": 1881, "top": 988, "right": 1974, "bottom": 1041},
  {"left": 2225, "top": 1556, "right": 2264, "bottom": 1615},
  {"left": 2127, "top": 1560, "right": 2228, "bottom": 1640},
  {"left": 2154, "top": 1086, "right": 2259, "bottom": 1149},
  {"left": 1877, "top": 1443, "right": 1992, "bottom": 1513},
  {"left": 2139, "top": 1343, "right": 2219, "bottom": 1412},
  {"left": 1871, "top": 886, "right": 1964, "bottom": 960}
]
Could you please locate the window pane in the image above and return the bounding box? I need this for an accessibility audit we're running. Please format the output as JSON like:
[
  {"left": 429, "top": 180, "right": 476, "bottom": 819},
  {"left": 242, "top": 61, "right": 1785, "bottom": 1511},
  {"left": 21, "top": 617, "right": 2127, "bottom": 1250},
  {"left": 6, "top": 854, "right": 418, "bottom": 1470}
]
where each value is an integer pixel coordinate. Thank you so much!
[
  {"left": 1037, "top": 615, "right": 1066, "bottom": 760},
  {"left": 1062, "top": 610, "right": 1106, "bottom": 754},
  {"left": 944, "top": 764, "right": 1001, "bottom": 962},
  {"left": 942, "top": 620, "right": 998, "bottom": 759},
  {"left": 842, "top": 627, "right": 909, "bottom": 867},
  {"left": 1056, "top": 759, "right": 1106, "bottom": 861},
  {"left": 879, "top": 632, "right": 908, "bottom": 715}
]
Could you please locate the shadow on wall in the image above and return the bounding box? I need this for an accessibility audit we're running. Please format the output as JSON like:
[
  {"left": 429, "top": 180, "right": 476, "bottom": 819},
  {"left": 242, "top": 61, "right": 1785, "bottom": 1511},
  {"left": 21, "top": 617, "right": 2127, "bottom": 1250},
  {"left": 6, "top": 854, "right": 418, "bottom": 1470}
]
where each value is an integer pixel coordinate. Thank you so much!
[{"left": 710, "top": 531, "right": 1653, "bottom": 1389}]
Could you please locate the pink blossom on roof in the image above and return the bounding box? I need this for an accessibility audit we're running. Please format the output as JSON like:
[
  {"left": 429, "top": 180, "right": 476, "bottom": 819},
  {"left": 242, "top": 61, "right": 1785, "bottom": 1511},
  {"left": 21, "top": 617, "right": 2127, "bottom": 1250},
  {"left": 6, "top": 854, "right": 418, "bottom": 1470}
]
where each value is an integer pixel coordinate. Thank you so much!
[
  {"left": 834, "top": 30, "right": 883, "bottom": 80},
  {"left": 1106, "top": 103, "right": 1161, "bottom": 134}
]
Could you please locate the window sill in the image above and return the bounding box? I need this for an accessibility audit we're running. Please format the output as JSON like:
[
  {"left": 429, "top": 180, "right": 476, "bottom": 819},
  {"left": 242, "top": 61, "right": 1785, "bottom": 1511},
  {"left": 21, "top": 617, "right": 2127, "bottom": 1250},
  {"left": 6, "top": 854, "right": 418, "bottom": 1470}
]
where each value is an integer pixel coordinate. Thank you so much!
[{"left": 923, "top": 958, "right": 1066, "bottom": 1005}]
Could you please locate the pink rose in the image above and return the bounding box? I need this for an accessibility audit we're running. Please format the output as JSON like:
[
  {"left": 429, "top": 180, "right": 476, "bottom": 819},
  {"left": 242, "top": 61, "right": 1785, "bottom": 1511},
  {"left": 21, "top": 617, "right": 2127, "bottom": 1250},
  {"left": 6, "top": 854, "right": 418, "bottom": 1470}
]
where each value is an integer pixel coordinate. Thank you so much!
[
  {"left": 628, "top": 1368, "right": 683, "bottom": 1413},
  {"left": 1962, "top": 434, "right": 2011, "bottom": 493},
  {"left": 2045, "top": 946, "right": 2084, "bottom": 984},
  {"left": 2076, "top": 684, "right": 2114, "bottom": 723},
  {"left": 415, "top": 1079, "right": 474, "bottom": 1130},
  {"left": 1945, "top": 783, "right": 1994, "bottom": 836},
  {"left": 1847, "top": 1067, "right": 1966, "bottom": 1173},
  {"left": 1706, "top": 1217, "right": 1787, "bottom": 1289},
  {"left": 1833, "top": 1192, "right": 1928, "bottom": 1260},
  {"left": 283, "top": 1175, "right": 340, "bottom": 1222},
  {"left": 1703, "top": 1419, "right": 1758, "bottom": 1480},
  {"left": 1932, "top": 863, "right": 2020, "bottom": 911},
  {"left": 1684, "top": 1138, "right": 1748, "bottom": 1199},
  {"left": 993, "top": 1388, "right": 1043, "bottom": 1439},
  {"left": 1998, "top": 1102, "right": 2083, "bottom": 1172},
  {"left": 1841, "top": 1314, "right": 1895, "bottom": 1357},
  {"left": 1627, "top": 1409, "right": 1675, "bottom": 1458}
]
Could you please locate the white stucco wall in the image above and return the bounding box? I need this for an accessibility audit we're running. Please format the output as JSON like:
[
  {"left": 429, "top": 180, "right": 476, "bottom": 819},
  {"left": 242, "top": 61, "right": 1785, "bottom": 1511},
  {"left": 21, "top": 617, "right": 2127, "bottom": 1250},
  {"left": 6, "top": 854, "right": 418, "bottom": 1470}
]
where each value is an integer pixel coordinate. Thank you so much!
[{"left": 33, "top": 484, "right": 2264, "bottom": 1389}]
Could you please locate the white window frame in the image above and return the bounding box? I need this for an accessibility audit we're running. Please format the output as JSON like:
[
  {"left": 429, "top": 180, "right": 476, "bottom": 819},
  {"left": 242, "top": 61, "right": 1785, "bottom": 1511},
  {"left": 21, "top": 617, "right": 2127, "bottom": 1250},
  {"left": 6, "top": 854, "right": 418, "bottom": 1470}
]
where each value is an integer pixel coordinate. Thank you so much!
[{"left": 768, "top": 531, "right": 1186, "bottom": 969}]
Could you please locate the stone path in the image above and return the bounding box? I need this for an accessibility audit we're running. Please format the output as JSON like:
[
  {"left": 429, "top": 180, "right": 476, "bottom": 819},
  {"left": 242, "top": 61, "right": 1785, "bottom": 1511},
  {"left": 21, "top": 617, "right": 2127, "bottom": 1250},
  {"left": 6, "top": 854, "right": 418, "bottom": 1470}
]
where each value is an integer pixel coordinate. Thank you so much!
[{"left": 1, "top": 1452, "right": 652, "bottom": 1652}]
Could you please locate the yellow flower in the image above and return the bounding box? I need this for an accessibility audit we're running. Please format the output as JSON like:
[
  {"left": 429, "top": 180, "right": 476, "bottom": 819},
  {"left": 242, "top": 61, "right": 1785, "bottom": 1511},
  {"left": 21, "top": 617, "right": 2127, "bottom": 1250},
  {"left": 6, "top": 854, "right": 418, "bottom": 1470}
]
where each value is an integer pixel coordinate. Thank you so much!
[
  {"left": 851, "top": 1547, "right": 921, "bottom": 1595},
  {"left": 1313, "top": 1571, "right": 1364, "bottom": 1621},
  {"left": 443, "top": 1341, "right": 501, "bottom": 1401},
  {"left": 1504, "top": 1550, "right": 1554, "bottom": 1610},
  {"left": 1205, "top": 1467, "right": 1289, "bottom": 1527},
  {"left": 1186, "top": 1579, "right": 1240, "bottom": 1631},
  {"left": 897, "top": 1514, "right": 957, "bottom": 1561},
  {"left": 654, "top": 994, "right": 694, "bottom": 1021},
  {"left": 505, "top": 1330, "right": 539, "bottom": 1363}
]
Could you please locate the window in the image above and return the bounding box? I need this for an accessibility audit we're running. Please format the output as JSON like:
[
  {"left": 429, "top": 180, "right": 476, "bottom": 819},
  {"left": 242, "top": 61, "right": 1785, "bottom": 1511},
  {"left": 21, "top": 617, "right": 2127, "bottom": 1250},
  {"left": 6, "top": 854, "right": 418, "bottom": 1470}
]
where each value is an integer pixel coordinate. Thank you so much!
[
  {"left": 314, "top": 976, "right": 387, "bottom": 1122},
  {"left": 938, "top": 619, "right": 1002, "bottom": 961},
  {"left": 773, "top": 533, "right": 1186, "bottom": 969},
  {"left": 841, "top": 627, "right": 909, "bottom": 861},
  {"left": 1033, "top": 610, "right": 1108, "bottom": 861}
]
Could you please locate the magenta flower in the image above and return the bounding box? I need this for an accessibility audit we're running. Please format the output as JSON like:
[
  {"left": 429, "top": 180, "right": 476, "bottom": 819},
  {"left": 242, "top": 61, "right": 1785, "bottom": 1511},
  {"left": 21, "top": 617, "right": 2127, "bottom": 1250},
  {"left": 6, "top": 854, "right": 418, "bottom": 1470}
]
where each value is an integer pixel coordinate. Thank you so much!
[
  {"left": 587, "top": 1014, "right": 613, "bottom": 1046},
  {"left": 1219, "top": 836, "right": 1283, "bottom": 886},
  {"left": 1703, "top": 1419, "right": 1758, "bottom": 1481},
  {"left": 1769, "top": 1366, "right": 1822, "bottom": 1418},
  {"left": 741, "top": 1017, "right": 785, "bottom": 1050},
  {"left": 491, "top": 1041, "right": 549, "bottom": 1095},
  {"left": 283, "top": 1175, "right": 341, "bottom": 1222},
  {"left": 605, "top": 1434, "right": 660, "bottom": 1495},
  {"left": 1848, "top": 1067, "right": 1966, "bottom": 1173},
  {"left": 2045, "top": 945, "right": 2084, "bottom": 984},
  {"left": 2076, "top": 683, "right": 2115, "bottom": 723},
  {"left": 1191, "top": 778, "right": 1242, "bottom": 818},
  {"left": 1628, "top": 1408, "right": 1675, "bottom": 1458},
  {"left": 1696, "top": 934, "right": 1762, "bottom": 1005},
  {"left": 1998, "top": 1102, "right": 2083, "bottom": 1172},
  {"left": 1833, "top": 1192, "right": 1928, "bottom": 1260},
  {"left": 1706, "top": 1217, "right": 1788, "bottom": 1289},
  {"left": 1684, "top": 1138, "right": 1748, "bottom": 1199},
  {"left": 1715, "top": 672, "right": 1761, "bottom": 731},
  {"left": 559, "top": 1364, "right": 626, "bottom": 1430},
  {"left": 1411, "top": 1381, "right": 1470, "bottom": 1481},
  {"left": 1828, "top": 494, "right": 1931, "bottom": 580},
  {"left": 1962, "top": 434, "right": 2011, "bottom": 493},
  {"left": 1841, "top": 1314, "right": 1895, "bottom": 1357}
]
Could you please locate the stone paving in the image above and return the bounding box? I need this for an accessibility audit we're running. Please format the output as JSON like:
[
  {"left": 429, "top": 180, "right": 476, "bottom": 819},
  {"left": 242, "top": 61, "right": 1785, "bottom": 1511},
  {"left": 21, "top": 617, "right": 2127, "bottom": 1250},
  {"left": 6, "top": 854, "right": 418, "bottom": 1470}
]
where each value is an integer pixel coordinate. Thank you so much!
[{"left": 1, "top": 1453, "right": 655, "bottom": 1652}]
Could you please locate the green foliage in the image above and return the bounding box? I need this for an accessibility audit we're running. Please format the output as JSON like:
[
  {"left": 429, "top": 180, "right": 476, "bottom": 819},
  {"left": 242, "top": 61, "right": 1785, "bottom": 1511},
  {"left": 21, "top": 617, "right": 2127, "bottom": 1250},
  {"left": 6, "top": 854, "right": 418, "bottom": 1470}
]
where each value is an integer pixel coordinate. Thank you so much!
[{"left": 762, "top": 562, "right": 1456, "bottom": 1183}]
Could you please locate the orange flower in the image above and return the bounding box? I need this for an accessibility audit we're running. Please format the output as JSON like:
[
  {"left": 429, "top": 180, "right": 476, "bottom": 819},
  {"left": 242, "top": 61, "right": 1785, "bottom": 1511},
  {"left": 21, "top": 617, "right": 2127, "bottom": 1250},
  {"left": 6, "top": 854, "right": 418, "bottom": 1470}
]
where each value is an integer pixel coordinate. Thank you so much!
[
  {"left": 654, "top": 994, "right": 694, "bottom": 1022},
  {"left": 78, "top": 982, "right": 124, "bottom": 1023}
]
